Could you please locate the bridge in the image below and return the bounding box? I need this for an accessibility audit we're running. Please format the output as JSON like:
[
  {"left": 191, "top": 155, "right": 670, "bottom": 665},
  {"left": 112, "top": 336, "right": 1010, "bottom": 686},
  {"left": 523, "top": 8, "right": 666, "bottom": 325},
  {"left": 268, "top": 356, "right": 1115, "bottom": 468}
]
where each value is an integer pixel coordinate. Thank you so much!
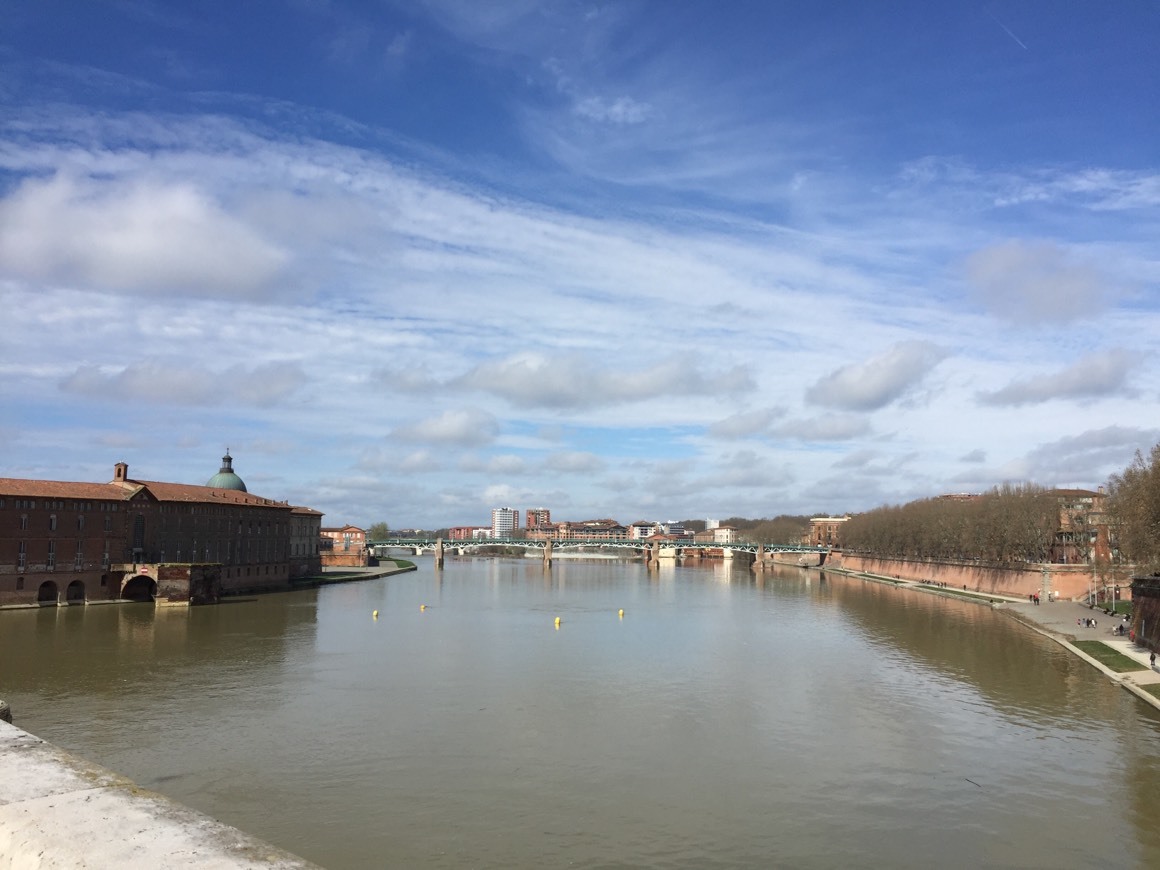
[{"left": 370, "top": 537, "right": 824, "bottom": 559}]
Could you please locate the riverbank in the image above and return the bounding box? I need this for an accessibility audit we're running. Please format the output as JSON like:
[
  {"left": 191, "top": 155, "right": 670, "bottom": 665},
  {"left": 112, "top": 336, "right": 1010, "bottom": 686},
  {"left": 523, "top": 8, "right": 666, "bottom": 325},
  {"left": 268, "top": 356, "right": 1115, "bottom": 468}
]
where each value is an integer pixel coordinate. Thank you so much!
[
  {"left": 821, "top": 565, "right": 1160, "bottom": 712},
  {"left": 0, "top": 561, "right": 417, "bottom": 611},
  {"left": 0, "top": 718, "right": 321, "bottom": 868},
  {"left": 0, "top": 564, "right": 420, "bottom": 866}
]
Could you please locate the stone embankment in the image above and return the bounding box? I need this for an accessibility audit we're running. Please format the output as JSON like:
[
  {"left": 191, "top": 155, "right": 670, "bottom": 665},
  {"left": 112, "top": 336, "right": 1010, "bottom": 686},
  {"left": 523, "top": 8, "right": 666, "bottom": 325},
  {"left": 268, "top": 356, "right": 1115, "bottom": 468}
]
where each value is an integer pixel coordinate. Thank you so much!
[
  {"left": 0, "top": 717, "right": 321, "bottom": 868},
  {"left": 828, "top": 552, "right": 1106, "bottom": 601}
]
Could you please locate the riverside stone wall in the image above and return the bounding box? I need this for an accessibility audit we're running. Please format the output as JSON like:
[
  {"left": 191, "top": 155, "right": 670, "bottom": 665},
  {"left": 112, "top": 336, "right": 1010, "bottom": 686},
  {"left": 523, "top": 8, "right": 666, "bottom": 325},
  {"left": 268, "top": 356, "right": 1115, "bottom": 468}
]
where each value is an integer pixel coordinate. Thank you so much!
[
  {"left": 828, "top": 553, "right": 1109, "bottom": 601},
  {"left": 1131, "top": 576, "right": 1160, "bottom": 653}
]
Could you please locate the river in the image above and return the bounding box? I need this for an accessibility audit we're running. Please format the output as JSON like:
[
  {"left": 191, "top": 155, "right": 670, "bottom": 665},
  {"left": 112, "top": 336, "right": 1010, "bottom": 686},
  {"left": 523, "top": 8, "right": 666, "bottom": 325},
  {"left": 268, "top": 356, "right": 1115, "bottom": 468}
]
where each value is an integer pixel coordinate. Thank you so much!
[{"left": 3, "top": 558, "right": 1160, "bottom": 869}]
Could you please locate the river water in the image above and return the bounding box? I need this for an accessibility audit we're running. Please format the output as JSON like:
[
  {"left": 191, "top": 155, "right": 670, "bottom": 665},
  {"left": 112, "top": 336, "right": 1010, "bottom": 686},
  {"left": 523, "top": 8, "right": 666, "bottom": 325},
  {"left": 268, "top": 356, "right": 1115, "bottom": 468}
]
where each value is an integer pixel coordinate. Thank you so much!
[{"left": 3, "top": 558, "right": 1160, "bottom": 869}]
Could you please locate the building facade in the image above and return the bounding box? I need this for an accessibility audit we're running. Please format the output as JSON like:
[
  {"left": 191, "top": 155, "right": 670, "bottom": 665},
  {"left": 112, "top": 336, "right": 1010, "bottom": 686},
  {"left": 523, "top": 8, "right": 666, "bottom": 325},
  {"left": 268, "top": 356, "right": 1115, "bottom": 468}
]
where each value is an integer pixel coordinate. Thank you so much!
[
  {"left": 526, "top": 508, "right": 551, "bottom": 528},
  {"left": 0, "top": 456, "right": 323, "bottom": 607},
  {"left": 319, "top": 525, "right": 368, "bottom": 567},
  {"left": 491, "top": 507, "right": 518, "bottom": 538},
  {"left": 807, "top": 516, "right": 849, "bottom": 548}
]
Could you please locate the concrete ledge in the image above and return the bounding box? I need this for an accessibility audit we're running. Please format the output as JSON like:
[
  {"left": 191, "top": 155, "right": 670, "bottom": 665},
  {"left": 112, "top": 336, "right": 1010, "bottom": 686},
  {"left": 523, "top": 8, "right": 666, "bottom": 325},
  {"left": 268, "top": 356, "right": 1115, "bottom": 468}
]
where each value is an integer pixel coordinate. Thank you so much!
[{"left": 0, "top": 719, "right": 321, "bottom": 869}]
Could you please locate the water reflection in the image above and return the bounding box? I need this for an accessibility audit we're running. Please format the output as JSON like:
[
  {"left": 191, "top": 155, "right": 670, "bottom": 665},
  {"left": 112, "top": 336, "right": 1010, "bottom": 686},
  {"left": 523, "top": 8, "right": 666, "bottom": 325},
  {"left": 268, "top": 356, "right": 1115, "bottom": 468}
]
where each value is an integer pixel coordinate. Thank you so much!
[{"left": 3, "top": 560, "right": 1160, "bottom": 869}]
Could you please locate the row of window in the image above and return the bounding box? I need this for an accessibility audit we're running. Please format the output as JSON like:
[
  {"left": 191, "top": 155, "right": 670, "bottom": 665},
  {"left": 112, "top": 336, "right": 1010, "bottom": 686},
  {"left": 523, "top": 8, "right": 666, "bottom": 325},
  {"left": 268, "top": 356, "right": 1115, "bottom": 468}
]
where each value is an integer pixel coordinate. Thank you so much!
[
  {"left": 17, "top": 514, "right": 114, "bottom": 532},
  {"left": 14, "top": 540, "right": 111, "bottom": 571},
  {"left": 3, "top": 500, "right": 123, "bottom": 511}
]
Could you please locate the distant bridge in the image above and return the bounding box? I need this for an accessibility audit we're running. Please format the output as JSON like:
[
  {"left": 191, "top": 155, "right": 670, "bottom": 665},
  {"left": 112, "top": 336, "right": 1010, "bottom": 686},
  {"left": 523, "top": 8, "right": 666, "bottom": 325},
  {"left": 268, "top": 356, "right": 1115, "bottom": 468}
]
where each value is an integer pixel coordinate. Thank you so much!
[{"left": 370, "top": 537, "right": 824, "bottom": 558}]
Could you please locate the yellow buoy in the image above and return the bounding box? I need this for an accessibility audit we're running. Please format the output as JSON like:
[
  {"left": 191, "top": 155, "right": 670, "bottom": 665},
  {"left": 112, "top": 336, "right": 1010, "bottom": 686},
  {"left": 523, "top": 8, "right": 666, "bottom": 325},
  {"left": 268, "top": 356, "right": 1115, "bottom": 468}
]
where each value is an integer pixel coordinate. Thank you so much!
[
  {"left": 554, "top": 616, "right": 561, "bottom": 627},
  {"left": 420, "top": 604, "right": 427, "bottom": 611},
  {"left": 372, "top": 610, "right": 378, "bottom": 619},
  {"left": 618, "top": 609, "right": 624, "bottom": 618}
]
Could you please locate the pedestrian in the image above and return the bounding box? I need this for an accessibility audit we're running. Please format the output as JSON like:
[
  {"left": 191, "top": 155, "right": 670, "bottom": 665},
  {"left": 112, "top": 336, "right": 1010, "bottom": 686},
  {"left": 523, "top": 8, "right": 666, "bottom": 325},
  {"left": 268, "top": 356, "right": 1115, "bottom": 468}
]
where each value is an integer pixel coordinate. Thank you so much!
[{"left": 1151, "top": 653, "right": 1156, "bottom": 670}]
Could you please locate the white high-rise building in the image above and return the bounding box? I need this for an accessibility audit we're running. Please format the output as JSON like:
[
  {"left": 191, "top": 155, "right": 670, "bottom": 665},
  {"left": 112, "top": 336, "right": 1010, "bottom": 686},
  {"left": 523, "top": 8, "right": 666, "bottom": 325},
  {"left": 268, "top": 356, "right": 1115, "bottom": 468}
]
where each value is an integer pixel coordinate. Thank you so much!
[{"left": 491, "top": 507, "right": 518, "bottom": 538}]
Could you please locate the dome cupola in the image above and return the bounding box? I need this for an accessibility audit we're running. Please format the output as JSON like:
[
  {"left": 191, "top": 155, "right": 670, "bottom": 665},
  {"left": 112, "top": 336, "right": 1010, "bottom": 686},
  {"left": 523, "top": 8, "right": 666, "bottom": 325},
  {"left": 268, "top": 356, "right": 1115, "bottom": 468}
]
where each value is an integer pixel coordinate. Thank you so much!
[{"left": 206, "top": 451, "right": 248, "bottom": 492}]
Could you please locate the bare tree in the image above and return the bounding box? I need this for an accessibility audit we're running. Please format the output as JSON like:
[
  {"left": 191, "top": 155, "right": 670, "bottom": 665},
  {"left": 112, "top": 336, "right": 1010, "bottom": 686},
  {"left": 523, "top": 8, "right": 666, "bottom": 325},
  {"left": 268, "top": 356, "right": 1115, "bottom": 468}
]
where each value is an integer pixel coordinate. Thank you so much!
[{"left": 1107, "top": 443, "right": 1160, "bottom": 574}]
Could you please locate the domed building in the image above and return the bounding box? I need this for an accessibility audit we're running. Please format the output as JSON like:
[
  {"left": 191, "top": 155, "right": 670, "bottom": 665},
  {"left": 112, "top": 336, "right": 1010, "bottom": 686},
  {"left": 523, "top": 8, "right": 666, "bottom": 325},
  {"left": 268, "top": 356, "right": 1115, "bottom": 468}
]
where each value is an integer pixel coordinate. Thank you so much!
[
  {"left": 0, "top": 455, "right": 324, "bottom": 607},
  {"left": 206, "top": 452, "right": 247, "bottom": 492}
]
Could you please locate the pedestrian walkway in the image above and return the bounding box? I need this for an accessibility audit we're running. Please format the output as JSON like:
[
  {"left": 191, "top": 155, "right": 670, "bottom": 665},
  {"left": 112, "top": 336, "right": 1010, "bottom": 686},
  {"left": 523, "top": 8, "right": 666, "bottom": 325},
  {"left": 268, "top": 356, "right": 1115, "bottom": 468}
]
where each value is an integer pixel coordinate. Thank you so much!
[{"left": 999, "top": 599, "right": 1160, "bottom": 712}]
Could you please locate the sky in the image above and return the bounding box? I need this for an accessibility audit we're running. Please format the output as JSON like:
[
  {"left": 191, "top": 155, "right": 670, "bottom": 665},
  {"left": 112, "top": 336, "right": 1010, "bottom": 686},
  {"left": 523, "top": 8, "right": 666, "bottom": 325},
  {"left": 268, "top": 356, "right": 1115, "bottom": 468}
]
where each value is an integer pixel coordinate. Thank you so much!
[{"left": 1, "top": 1, "right": 1159, "bottom": 531}]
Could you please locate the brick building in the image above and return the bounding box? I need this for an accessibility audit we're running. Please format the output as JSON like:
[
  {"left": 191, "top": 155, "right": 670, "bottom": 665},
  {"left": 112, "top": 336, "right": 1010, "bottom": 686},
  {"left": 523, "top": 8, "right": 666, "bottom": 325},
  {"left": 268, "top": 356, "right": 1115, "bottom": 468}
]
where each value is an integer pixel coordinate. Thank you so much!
[
  {"left": 319, "top": 524, "right": 368, "bottom": 567},
  {"left": 526, "top": 508, "right": 551, "bottom": 529},
  {"left": 0, "top": 455, "right": 323, "bottom": 606},
  {"left": 806, "top": 516, "right": 849, "bottom": 548}
]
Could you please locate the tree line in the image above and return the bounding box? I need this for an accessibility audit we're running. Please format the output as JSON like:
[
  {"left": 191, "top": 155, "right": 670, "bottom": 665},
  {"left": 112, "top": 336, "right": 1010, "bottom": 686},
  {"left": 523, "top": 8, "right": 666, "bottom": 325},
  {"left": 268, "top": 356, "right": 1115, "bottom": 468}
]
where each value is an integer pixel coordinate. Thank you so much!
[
  {"left": 1108, "top": 442, "right": 1160, "bottom": 575},
  {"left": 840, "top": 483, "right": 1060, "bottom": 564},
  {"left": 833, "top": 441, "right": 1160, "bottom": 573}
]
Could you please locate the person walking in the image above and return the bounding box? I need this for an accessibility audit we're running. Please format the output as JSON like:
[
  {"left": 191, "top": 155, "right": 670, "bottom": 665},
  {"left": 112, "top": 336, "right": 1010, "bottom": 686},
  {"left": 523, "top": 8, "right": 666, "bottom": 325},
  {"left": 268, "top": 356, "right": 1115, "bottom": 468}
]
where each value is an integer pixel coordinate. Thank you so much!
[{"left": 1151, "top": 652, "right": 1156, "bottom": 670}]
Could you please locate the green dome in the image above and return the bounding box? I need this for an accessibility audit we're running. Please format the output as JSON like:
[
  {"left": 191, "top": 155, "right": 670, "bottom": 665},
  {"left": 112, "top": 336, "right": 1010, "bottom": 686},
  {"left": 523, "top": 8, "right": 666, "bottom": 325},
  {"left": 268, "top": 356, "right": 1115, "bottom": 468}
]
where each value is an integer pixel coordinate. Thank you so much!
[{"left": 206, "top": 452, "right": 247, "bottom": 492}]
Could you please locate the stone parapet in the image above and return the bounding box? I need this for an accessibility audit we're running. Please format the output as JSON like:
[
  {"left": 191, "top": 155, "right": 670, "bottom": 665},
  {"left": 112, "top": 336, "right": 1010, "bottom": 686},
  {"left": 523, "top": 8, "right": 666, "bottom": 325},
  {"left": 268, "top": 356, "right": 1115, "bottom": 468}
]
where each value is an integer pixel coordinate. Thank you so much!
[{"left": 0, "top": 718, "right": 320, "bottom": 869}]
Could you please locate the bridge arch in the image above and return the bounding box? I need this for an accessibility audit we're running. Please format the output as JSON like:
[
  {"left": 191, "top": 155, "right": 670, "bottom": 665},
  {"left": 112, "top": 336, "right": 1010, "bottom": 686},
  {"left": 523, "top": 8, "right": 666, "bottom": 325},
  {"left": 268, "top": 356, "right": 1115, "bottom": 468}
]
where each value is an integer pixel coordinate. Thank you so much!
[
  {"left": 121, "top": 575, "right": 157, "bottom": 602},
  {"left": 65, "top": 580, "right": 86, "bottom": 604},
  {"left": 37, "top": 580, "right": 59, "bottom": 604}
]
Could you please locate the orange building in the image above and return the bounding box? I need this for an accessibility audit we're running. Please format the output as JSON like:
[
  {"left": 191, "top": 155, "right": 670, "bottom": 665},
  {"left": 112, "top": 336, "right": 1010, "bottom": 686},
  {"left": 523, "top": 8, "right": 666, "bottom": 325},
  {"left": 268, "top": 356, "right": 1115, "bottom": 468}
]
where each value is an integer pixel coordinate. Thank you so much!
[
  {"left": 806, "top": 516, "right": 849, "bottom": 548},
  {"left": 319, "top": 525, "right": 368, "bottom": 567}
]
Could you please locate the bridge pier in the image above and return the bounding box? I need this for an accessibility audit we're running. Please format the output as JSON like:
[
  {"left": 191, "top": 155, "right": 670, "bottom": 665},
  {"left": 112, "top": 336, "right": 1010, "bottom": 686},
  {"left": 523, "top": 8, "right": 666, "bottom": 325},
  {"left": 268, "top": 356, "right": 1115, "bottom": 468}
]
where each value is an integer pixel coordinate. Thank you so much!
[
  {"left": 543, "top": 540, "right": 553, "bottom": 568},
  {"left": 752, "top": 544, "right": 766, "bottom": 571},
  {"left": 434, "top": 538, "right": 444, "bottom": 568}
]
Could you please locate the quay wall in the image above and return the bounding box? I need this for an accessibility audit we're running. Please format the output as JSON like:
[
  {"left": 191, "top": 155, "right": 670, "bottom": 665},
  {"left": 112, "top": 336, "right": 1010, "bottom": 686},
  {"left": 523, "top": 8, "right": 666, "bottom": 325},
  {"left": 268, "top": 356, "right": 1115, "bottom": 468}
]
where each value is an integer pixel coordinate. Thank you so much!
[
  {"left": 827, "top": 553, "right": 1106, "bottom": 601},
  {"left": 0, "top": 717, "right": 320, "bottom": 869}
]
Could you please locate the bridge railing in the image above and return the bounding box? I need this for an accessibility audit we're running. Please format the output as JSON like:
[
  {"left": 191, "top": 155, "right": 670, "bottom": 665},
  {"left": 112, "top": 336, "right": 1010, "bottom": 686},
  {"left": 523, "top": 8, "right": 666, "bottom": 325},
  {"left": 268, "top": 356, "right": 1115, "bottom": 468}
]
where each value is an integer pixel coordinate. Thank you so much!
[{"left": 370, "top": 537, "right": 826, "bottom": 553}]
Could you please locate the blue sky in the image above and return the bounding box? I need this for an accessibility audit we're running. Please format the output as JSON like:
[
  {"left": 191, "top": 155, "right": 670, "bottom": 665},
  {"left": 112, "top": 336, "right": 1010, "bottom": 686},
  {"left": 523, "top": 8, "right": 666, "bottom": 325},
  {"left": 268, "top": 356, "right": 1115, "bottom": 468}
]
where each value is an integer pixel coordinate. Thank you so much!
[{"left": 2, "top": 1, "right": 1158, "bottom": 530}]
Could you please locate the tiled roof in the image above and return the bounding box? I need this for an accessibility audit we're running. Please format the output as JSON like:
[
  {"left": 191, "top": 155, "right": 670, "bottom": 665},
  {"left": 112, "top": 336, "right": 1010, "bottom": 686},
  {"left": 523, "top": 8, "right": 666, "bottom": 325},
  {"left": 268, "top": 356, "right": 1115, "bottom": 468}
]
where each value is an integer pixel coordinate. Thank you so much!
[
  {"left": 0, "top": 479, "right": 131, "bottom": 499},
  {"left": 0, "top": 476, "right": 291, "bottom": 509},
  {"left": 133, "top": 480, "right": 290, "bottom": 508}
]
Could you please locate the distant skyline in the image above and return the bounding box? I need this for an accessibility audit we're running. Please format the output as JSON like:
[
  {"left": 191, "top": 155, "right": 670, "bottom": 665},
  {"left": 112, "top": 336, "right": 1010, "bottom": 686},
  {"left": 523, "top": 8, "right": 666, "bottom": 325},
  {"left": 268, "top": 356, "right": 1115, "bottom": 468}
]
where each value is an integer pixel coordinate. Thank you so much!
[{"left": 2, "top": 1, "right": 1158, "bottom": 528}]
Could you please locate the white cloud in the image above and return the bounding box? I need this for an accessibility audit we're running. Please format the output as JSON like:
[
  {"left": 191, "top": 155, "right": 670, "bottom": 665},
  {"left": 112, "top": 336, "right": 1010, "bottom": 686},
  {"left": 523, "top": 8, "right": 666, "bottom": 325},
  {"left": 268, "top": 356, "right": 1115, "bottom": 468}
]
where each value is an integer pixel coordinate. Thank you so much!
[
  {"left": 805, "top": 341, "right": 946, "bottom": 412},
  {"left": 454, "top": 353, "right": 753, "bottom": 410},
  {"left": 574, "top": 96, "right": 654, "bottom": 124},
  {"left": 977, "top": 349, "right": 1136, "bottom": 406},
  {"left": 398, "top": 450, "right": 442, "bottom": 473},
  {"left": 58, "top": 360, "right": 306, "bottom": 407},
  {"left": 459, "top": 454, "right": 527, "bottom": 474},
  {"left": 543, "top": 451, "right": 604, "bottom": 473},
  {"left": 0, "top": 173, "right": 288, "bottom": 298},
  {"left": 707, "top": 407, "right": 784, "bottom": 440},
  {"left": 964, "top": 240, "right": 1118, "bottom": 325},
  {"left": 390, "top": 409, "right": 500, "bottom": 446},
  {"left": 773, "top": 414, "right": 871, "bottom": 442}
]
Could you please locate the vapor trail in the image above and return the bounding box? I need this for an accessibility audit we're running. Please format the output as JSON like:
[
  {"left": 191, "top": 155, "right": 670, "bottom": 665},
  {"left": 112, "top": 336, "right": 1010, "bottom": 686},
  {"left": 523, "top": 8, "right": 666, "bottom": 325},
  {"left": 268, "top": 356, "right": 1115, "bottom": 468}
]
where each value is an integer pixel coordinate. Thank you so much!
[{"left": 987, "top": 9, "right": 1029, "bottom": 50}]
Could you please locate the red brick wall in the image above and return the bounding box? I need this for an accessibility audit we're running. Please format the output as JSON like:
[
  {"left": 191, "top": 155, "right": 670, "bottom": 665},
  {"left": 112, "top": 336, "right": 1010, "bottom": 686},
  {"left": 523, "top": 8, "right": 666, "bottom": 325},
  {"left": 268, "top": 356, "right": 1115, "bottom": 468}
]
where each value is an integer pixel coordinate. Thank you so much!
[{"left": 830, "top": 553, "right": 1109, "bottom": 600}]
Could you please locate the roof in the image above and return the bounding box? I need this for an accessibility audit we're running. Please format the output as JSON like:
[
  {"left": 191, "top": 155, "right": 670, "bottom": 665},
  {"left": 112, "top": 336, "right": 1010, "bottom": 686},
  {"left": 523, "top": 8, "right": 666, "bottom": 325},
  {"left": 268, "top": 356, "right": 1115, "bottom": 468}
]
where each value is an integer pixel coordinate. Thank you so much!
[
  {"left": 290, "top": 505, "right": 324, "bottom": 516},
  {"left": 0, "top": 476, "right": 290, "bottom": 510},
  {"left": 205, "top": 452, "right": 247, "bottom": 492},
  {"left": 0, "top": 479, "right": 129, "bottom": 500}
]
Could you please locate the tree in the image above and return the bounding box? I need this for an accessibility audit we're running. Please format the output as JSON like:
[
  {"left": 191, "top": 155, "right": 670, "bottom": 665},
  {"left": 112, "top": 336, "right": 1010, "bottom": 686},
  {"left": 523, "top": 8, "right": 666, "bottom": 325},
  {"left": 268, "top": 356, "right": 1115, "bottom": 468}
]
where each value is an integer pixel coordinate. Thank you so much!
[
  {"left": 1107, "top": 443, "right": 1160, "bottom": 574},
  {"left": 366, "top": 521, "right": 391, "bottom": 541}
]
